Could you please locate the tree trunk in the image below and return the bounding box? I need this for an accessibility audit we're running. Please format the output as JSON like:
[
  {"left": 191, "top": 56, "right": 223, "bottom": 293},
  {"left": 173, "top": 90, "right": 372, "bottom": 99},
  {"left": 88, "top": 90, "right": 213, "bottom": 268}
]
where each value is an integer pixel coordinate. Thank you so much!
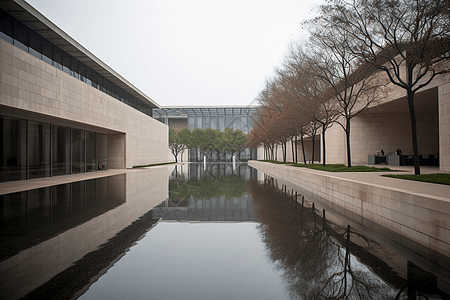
[
  {"left": 346, "top": 118, "right": 352, "bottom": 168},
  {"left": 291, "top": 137, "right": 295, "bottom": 163},
  {"left": 295, "top": 136, "right": 298, "bottom": 163},
  {"left": 407, "top": 89, "right": 421, "bottom": 175},
  {"left": 311, "top": 134, "right": 315, "bottom": 164},
  {"left": 301, "top": 134, "right": 307, "bottom": 164}
]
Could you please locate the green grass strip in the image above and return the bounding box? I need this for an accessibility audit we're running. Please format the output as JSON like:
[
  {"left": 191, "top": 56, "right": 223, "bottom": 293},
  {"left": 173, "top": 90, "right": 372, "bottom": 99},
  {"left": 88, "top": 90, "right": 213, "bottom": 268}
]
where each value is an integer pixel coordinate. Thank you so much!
[
  {"left": 133, "top": 162, "right": 177, "bottom": 168},
  {"left": 383, "top": 173, "right": 450, "bottom": 185}
]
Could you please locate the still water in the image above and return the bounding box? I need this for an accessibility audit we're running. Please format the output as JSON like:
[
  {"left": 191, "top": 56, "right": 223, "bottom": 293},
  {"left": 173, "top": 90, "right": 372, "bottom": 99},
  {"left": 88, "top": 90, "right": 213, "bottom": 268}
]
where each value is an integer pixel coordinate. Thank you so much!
[{"left": 0, "top": 163, "right": 449, "bottom": 299}]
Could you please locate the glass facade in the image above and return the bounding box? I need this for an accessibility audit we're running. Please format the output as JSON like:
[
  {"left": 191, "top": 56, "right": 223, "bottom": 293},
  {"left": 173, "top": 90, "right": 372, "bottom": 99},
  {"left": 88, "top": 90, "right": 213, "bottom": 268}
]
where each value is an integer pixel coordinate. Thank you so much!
[
  {"left": 153, "top": 107, "right": 258, "bottom": 162},
  {"left": 0, "top": 8, "right": 153, "bottom": 117},
  {"left": 0, "top": 116, "right": 108, "bottom": 183}
]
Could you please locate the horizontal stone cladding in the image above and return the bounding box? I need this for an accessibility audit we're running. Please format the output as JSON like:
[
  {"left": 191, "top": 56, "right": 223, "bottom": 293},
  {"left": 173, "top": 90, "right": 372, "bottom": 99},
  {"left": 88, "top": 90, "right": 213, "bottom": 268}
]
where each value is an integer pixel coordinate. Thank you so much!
[
  {"left": 249, "top": 161, "right": 450, "bottom": 259},
  {"left": 440, "top": 82, "right": 450, "bottom": 172},
  {"left": 0, "top": 39, "right": 168, "bottom": 168}
]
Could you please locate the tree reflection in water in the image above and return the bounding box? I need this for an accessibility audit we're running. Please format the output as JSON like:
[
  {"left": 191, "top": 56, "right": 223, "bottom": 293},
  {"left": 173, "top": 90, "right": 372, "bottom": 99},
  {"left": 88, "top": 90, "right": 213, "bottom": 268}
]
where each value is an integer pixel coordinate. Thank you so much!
[{"left": 248, "top": 178, "right": 445, "bottom": 300}]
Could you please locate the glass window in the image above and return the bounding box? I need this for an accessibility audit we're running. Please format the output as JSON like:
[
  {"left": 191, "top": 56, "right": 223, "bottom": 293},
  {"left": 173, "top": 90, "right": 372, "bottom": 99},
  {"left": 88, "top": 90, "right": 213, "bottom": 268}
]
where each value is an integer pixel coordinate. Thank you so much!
[
  {"left": 91, "top": 70, "right": 98, "bottom": 88},
  {"left": 98, "top": 133, "right": 107, "bottom": 170},
  {"left": 53, "top": 46, "right": 63, "bottom": 70},
  {"left": 0, "top": 10, "right": 14, "bottom": 44},
  {"left": 79, "top": 62, "right": 86, "bottom": 82},
  {"left": 72, "top": 128, "right": 85, "bottom": 174},
  {"left": 218, "top": 116, "right": 225, "bottom": 131},
  {"left": 203, "top": 117, "right": 211, "bottom": 129},
  {"left": 28, "top": 121, "right": 50, "bottom": 179},
  {"left": 85, "top": 66, "right": 92, "bottom": 86},
  {"left": 0, "top": 117, "right": 27, "bottom": 182},
  {"left": 28, "top": 31, "right": 42, "bottom": 59},
  {"left": 13, "top": 19, "right": 28, "bottom": 52},
  {"left": 86, "top": 131, "right": 97, "bottom": 172},
  {"left": 241, "top": 116, "right": 248, "bottom": 134},
  {"left": 71, "top": 57, "right": 79, "bottom": 79},
  {"left": 210, "top": 116, "right": 217, "bottom": 130},
  {"left": 188, "top": 117, "right": 195, "bottom": 131},
  {"left": 225, "top": 116, "right": 233, "bottom": 130},
  {"left": 51, "top": 125, "right": 70, "bottom": 176},
  {"left": 62, "top": 52, "right": 71, "bottom": 74},
  {"left": 42, "top": 39, "right": 53, "bottom": 65}
]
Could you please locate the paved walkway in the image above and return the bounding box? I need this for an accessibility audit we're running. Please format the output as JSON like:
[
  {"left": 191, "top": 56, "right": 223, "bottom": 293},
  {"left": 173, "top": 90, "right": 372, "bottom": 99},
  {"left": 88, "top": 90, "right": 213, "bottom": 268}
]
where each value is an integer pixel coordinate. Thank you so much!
[{"left": 313, "top": 165, "right": 450, "bottom": 200}]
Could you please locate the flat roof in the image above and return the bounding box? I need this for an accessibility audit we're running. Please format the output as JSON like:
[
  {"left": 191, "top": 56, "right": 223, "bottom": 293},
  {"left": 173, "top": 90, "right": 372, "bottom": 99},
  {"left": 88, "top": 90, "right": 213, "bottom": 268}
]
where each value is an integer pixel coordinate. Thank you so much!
[
  {"left": 154, "top": 106, "right": 259, "bottom": 117},
  {"left": 1, "top": 0, "right": 160, "bottom": 108}
]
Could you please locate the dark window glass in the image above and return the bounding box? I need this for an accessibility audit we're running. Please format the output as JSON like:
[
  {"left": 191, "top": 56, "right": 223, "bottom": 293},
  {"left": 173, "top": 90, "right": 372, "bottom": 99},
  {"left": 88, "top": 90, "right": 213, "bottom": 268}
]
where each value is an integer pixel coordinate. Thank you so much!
[
  {"left": 79, "top": 62, "right": 86, "bottom": 82},
  {"left": 99, "top": 75, "right": 106, "bottom": 93},
  {"left": 85, "top": 66, "right": 92, "bottom": 85},
  {"left": 53, "top": 46, "right": 63, "bottom": 70},
  {"left": 86, "top": 131, "right": 97, "bottom": 172},
  {"left": 0, "top": 9, "right": 14, "bottom": 44},
  {"left": 105, "top": 79, "right": 111, "bottom": 96},
  {"left": 28, "top": 31, "right": 42, "bottom": 59},
  {"left": 98, "top": 133, "right": 107, "bottom": 170},
  {"left": 72, "top": 128, "right": 85, "bottom": 174},
  {"left": 52, "top": 125, "right": 70, "bottom": 176},
  {"left": 42, "top": 39, "right": 53, "bottom": 65},
  {"left": 28, "top": 121, "right": 51, "bottom": 179},
  {"left": 91, "top": 70, "right": 98, "bottom": 88},
  {"left": 62, "top": 52, "right": 71, "bottom": 74},
  {"left": 13, "top": 19, "right": 28, "bottom": 52},
  {"left": 71, "top": 57, "right": 79, "bottom": 79},
  {"left": 111, "top": 83, "right": 118, "bottom": 99},
  {"left": 0, "top": 116, "right": 27, "bottom": 182}
]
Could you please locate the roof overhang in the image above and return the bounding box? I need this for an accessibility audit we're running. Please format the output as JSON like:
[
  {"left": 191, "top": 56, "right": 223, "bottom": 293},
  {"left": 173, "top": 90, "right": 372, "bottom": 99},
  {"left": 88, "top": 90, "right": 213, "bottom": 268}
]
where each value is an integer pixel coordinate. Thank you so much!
[{"left": 0, "top": 0, "right": 160, "bottom": 108}]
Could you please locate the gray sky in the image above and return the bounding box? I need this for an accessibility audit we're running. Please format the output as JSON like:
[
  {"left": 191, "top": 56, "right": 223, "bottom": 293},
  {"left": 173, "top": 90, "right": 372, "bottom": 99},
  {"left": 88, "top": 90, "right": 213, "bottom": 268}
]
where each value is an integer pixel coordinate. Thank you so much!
[{"left": 27, "top": 0, "right": 323, "bottom": 107}]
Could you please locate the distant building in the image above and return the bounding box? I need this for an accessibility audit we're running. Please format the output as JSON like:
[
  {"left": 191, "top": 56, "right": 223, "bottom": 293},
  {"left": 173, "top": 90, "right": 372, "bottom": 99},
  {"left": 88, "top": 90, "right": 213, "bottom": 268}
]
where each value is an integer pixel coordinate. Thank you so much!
[
  {"left": 154, "top": 106, "right": 258, "bottom": 162},
  {"left": 0, "top": 0, "right": 168, "bottom": 183}
]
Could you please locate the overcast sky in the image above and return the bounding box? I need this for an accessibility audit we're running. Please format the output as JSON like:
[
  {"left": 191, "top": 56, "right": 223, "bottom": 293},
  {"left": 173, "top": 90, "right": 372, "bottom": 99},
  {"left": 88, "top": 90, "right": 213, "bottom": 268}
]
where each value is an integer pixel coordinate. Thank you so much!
[{"left": 27, "top": 0, "right": 324, "bottom": 107}]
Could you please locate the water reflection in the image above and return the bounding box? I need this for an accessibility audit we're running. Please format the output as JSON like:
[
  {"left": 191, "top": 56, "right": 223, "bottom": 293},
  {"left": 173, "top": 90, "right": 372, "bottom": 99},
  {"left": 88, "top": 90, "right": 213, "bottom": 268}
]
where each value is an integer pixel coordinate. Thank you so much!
[
  {"left": 1, "top": 164, "right": 449, "bottom": 299},
  {"left": 0, "top": 167, "right": 168, "bottom": 300},
  {"left": 155, "top": 164, "right": 256, "bottom": 222},
  {"left": 0, "top": 175, "right": 126, "bottom": 260},
  {"left": 249, "top": 177, "right": 450, "bottom": 299}
]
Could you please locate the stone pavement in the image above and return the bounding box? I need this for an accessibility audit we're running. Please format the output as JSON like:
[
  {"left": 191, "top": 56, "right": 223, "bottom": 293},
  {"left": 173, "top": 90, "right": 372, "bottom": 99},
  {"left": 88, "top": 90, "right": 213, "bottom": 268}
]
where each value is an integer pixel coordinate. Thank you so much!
[{"left": 331, "top": 165, "right": 450, "bottom": 201}]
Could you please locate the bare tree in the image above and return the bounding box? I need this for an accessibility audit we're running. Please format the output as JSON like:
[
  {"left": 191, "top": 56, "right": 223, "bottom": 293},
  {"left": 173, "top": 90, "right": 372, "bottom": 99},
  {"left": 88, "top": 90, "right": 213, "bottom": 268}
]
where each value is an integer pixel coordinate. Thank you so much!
[
  {"left": 302, "top": 20, "right": 383, "bottom": 167},
  {"left": 313, "top": 0, "right": 450, "bottom": 174},
  {"left": 278, "top": 44, "right": 340, "bottom": 166}
]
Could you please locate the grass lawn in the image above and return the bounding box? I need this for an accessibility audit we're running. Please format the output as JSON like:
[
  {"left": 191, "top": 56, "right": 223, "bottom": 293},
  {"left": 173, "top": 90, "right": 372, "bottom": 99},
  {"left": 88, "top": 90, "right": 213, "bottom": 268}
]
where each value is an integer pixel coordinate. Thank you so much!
[
  {"left": 383, "top": 173, "right": 450, "bottom": 185},
  {"left": 133, "top": 162, "right": 177, "bottom": 168}
]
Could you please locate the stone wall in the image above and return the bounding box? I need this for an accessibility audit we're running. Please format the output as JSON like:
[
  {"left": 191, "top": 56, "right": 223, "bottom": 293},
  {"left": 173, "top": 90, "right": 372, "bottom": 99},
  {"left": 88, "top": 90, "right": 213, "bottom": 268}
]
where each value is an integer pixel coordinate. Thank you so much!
[
  {"left": 0, "top": 39, "right": 168, "bottom": 168},
  {"left": 249, "top": 161, "right": 450, "bottom": 258}
]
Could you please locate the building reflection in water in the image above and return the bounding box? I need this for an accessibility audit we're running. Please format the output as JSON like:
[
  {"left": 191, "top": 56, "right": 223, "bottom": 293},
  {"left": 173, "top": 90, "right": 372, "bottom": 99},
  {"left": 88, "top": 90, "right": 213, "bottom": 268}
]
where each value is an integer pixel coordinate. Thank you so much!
[
  {"left": 155, "top": 163, "right": 257, "bottom": 222},
  {"left": 248, "top": 176, "right": 450, "bottom": 300},
  {"left": 0, "top": 167, "right": 168, "bottom": 300}
]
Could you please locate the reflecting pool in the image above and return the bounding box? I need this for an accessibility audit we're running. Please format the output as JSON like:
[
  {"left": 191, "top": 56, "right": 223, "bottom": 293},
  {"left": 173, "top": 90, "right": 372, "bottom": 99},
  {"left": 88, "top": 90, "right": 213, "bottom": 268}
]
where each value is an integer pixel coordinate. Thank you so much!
[{"left": 0, "top": 163, "right": 449, "bottom": 299}]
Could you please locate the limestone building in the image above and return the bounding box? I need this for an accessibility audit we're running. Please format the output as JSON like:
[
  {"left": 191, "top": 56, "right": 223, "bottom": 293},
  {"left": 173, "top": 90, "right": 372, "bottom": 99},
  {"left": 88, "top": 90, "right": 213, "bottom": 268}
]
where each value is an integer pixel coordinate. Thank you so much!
[{"left": 0, "top": 0, "right": 168, "bottom": 183}]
